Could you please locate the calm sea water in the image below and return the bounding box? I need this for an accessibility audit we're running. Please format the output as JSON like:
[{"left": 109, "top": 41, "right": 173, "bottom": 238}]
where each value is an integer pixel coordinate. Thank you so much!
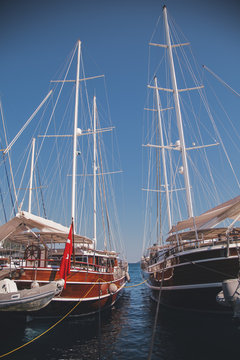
[{"left": 1, "top": 263, "right": 240, "bottom": 360}]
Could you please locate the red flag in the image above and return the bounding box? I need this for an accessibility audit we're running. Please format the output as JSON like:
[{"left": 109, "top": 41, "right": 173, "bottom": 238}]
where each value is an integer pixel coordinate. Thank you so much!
[{"left": 59, "top": 223, "right": 73, "bottom": 288}]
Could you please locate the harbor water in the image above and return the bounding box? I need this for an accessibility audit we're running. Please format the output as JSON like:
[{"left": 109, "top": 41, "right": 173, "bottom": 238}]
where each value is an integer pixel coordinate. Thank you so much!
[{"left": 1, "top": 263, "right": 240, "bottom": 360}]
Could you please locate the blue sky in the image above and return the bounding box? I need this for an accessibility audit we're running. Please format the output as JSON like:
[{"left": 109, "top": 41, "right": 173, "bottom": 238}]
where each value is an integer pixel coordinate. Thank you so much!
[{"left": 0, "top": 0, "right": 240, "bottom": 262}]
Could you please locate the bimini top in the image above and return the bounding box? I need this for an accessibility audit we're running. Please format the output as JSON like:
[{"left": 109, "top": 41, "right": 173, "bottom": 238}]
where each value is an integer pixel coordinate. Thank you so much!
[
  {"left": 0, "top": 211, "right": 93, "bottom": 246},
  {"left": 166, "top": 227, "right": 240, "bottom": 243},
  {"left": 169, "top": 195, "right": 240, "bottom": 234}
]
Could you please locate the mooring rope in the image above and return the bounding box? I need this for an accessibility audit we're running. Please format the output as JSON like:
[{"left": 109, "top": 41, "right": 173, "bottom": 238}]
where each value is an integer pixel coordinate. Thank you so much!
[
  {"left": 0, "top": 277, "right": 107, "bottom": 359},
  {"left": 147, "top": 258, "right": 166, "bottom": 360},
  {"left": 0, "top": 274, "right": 146, "bottom": 358},
  {"left": 124, "top": 279, "right": 147, "bottom": 288},
  {"left": 98, "top": 280, "right": 102, "bottom": 360}
]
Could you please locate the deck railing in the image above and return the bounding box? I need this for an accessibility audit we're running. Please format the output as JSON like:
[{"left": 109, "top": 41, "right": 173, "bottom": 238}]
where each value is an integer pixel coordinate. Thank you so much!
[{"left": 146, "top": 234, "right": 240, "bottom": 268}]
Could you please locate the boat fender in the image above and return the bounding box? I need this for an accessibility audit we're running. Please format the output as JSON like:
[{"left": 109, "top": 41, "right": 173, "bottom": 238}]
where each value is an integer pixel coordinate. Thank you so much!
[
  {"left": 0, "top": 279, "right": 18, "bottom": 293},
  {"left": 125, "top": 272, "right": 130, "bottom": 282},
  {"left": 109, "top": 283, "right": 118, "bottom": 294},
  {"left": 31, "top": 281, "right": 39, "bottom": 289},
  {"left": 53, "top": 280, "right": 65, "bottom": 296},
  {"left": 222, "top": 279, "right": 240, "bottom": 303},
  {"left": 56, "top": 279, "right": 65, "bottom": 291}
]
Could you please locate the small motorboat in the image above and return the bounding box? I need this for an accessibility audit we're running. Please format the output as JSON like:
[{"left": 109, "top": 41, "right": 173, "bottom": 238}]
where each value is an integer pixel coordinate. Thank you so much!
[{"left": 0, "top": 278, "right": 64, "bottom": 312}]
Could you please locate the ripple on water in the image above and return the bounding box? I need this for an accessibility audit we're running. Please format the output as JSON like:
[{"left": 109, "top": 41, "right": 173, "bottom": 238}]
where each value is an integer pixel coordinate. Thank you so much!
[{"left": 1, "top": 263, "right": 240, "bottom": 360}]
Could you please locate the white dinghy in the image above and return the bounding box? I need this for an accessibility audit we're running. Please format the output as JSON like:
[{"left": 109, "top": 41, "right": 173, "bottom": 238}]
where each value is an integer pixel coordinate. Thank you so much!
[{"left": 0, "top": 278, "right": 64, "bottom": 312}]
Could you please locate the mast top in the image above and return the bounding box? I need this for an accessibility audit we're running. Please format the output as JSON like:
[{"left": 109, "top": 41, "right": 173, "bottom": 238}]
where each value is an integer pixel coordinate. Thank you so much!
[{"left": 162, "top": 0, "right": 194, "bottom": 219}]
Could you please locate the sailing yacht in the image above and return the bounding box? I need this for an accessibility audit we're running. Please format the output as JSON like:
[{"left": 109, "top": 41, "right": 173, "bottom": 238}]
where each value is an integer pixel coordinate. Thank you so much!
[
  {"left": 0, "top": 40, "right": 128, "bottom": 316},
  {"left": 141, "top": 6, "right": 240, "bottom": 313}
]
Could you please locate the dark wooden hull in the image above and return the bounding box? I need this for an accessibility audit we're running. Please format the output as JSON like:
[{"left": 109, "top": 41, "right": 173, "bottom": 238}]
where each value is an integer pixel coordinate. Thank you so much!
[
  {"left": 11, "top": 267, "right": 127, "bottom": 317},
  {"left": 149, "top": 285, "right": 227, "bottom": 313},
  {"left": 142, "top": 245, "right": 239, "bottom": 313}
]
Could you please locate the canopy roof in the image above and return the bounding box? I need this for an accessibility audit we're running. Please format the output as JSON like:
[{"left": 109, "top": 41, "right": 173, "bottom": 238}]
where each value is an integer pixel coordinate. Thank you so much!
[
  {"left": 166, "top": 227, "right": 240, "bottom": 242},
  {"left": 170, "top": 195, "right": 240, "bottom": 234},
  {"left": 0, "top": 211, "right": 93, "bottom": 246}
]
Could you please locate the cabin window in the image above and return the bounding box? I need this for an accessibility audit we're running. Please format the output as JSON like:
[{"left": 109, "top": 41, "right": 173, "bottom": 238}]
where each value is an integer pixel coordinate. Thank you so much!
[
  {"left": 110, "top": 259, "right": 114, "bottom": 267},
  {"left": 99, "top": 257, "right": 106, "bottom": 266},
  {"left": 75, "top": 256, "right": 88, "bottom": 264}
]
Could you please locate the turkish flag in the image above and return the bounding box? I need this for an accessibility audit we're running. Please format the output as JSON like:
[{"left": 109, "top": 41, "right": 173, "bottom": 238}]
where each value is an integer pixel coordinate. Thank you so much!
[{"left": 59, "top": 223, "right": 73, "bottom": 288}]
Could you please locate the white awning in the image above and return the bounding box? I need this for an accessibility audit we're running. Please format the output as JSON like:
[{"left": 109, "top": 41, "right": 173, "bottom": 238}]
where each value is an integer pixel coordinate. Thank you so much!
[
  {"left": 166, "top": 227, "right": 240, "bottom": 242},
  {"left": 0, "top": 211, "right": 93, "bottom": 245},
  {"left": 170, "top": 195, "right": 240, "bottom": 233}
]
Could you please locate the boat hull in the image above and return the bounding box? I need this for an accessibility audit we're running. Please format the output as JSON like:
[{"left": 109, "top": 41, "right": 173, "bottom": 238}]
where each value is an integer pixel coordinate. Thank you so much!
[
  {"left": 149, "top": 284, "right": 226, "bottom": 313},
  {"left": 11, "top": 267, "right": 126, "bottom": 317},
  {"left": 0, "top": 280, "right": 64, "bottom": 312},
  {"left": 0, "top": 291, "right": 56, "bottom": 312},
  {"left": 30, "top": 287, "right": 122, "bottom": 317},
  {"left": 142, "top": 246, "right": 239, "bottom": 313}
]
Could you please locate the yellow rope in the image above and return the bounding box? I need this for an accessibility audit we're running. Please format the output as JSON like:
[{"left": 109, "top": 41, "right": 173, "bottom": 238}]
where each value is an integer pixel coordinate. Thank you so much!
[
  {"left": 124, "top": 279, "right": 147, "bottom": 288},
  {"left": 0, "top": 278, "right": 105, "bottom": 359},
  {"left": 0, "top": 277, "right": 147, "bottom": 358}
]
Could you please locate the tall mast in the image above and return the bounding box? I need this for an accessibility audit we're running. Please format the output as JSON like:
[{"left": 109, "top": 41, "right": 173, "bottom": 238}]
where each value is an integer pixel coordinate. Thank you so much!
[
  {"left": 154, "top": 77, "right": 172, "bottom": 231},
  {"left": 71, "top": 40, "right": 81, "bottom": 223},
  {"left": 163, "top": 5, "right": 193, "bottom": 218},
  {"left": 93, "top": 96, "right": 97, "bottom": 248},
  {"left": 28, "top": 137, "right": 36, "bottom": 213}
]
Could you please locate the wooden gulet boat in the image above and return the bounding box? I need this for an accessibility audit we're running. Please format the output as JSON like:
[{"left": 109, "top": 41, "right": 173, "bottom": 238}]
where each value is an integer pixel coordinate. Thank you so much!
[
  {"left": 0, "top": 212, "right": 128, "bottom": 316},
  {"left": 0, "top": 40, "right": 129, "bottom": 317},
  {"left": 141, "top": 6, "right": 240, "bottom": 313}
]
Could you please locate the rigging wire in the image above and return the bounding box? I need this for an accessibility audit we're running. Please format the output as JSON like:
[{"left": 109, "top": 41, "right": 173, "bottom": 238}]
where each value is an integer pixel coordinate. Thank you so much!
[
  {"left": 0, "top": 101, "right": 18, "bottom": 216},
  {"left": 3, "top": 156, "right": 16, "bottom": 217},
  {"left": 33, "top": 166, "right": 40, "bottom": 215},
  {"left": 98, "top": 132, "right": 112, "bottom": 251},
  {"left": 203, "top": 65, "right": 240, "bottom": 98},
  {"left": 36, "top": 163, "right": 47, "bottom": 219},
  {"left": 0, "top": 135, "right": 11, "bottom": 220},
  {"left": 0, "top": 184, "right": 7, "bottom": 223}
]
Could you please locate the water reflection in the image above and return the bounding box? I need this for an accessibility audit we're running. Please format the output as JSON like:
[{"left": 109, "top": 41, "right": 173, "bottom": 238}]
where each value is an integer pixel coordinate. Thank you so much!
[
  {"left": 149, "top": 295, "right": 240, "bottom": 360},
  {"left": 0, "top": 264, "right": 239, "bottom": 360}
]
